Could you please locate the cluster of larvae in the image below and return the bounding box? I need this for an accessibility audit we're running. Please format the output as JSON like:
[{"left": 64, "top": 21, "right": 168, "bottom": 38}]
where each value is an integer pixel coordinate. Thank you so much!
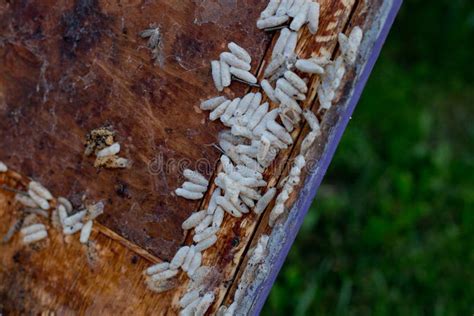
[{"left": 84, "top": 126, "right": 129, "bottom": 169}]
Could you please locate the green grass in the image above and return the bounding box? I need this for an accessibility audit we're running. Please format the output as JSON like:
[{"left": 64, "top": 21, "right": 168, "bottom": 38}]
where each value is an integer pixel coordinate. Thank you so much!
[{"left": 262, "top": 0, "right": 474, "bottom": 315}]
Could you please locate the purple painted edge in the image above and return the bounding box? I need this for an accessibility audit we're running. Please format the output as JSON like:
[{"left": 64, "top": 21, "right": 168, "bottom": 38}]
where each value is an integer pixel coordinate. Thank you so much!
[{"left": 251, "top": 1, "right": 403, "bottom": 314}]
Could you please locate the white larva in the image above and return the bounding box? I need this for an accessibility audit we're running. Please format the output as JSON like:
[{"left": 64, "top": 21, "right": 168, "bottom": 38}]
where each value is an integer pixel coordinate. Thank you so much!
[
  {"left": 247, "top": 102, "right": 269, "bottom": 130},
  {"left": 96, "top": 143, "right": 121, "bottom": 158},
  {"left": 231, "top": 125, "right": 254, "bottom": 140},
  {"left": 275, "top": 0, "right": 288, "bottom": 16},
  {"left": 22, "top": 230, "right": 48, "bottom": 245},
  {"left": 200, "top": 96, "right": 227, "bottom": 111},
  {"left": 63, "top": 210, "right": 87, "bottom": 226},
  {"left": 182, "top": 210, "right": 207, "bottom": 230},
  {"left": 180, "top": 297, "right": 201, "bottom": 316},
  {"left": 307, "top": 1, "right": 320, "bottom": 34},
  {"left": 269, "top": 203, "right": 285, "bottom": 226},
  {"left": 174, "top": 188, "right": 204, "bottom": 200},
  {"left": 241, "top": 195, "right": 255, "bottom": 208},
  {"left": 194, "top": 292, "right": 215, "bottom": 316},
  {"left": 20, "top": 224, "right": 46, "bottom": 235},
  {"left": 289, "top": 0, "right": 310, "bottom": 31},
  {"left": 58, "top": 204, "right": 68, "bottom": 226},
  {"left": 230, "top": 172, "right": 267, "bottom": 187},
  {"left": 301, "top": 130, "right": 318, "bottom": 154},
  {"left": 28, "top": 181, "right": 53, "bottom": 201},
  {"left": 207, "top": 188, "right": 221, "bottom": 215},
  {"left": 295, "top": 155, "right": 306, "bottom": 169},
  {"left": 220, "top": 156, "right": 234, "bottom": 175},
  {"left": 228, "top": 42, "right": 252, "bottom": 64},
  {"left": 229, "top": 67, "right": 257, "bottom": 84},
  {"left": 182, "top": 182, "right": 207, "bottom": 193},
  {"left": 259, "top": 146, "right": 279, "bottom": 168},
  {"left": 235, "top": 144, "right": 259, "bottom": 157},
  {"left": 79, "top": 220, "right": 93, "bottom": 244},
  {"left": 212, "top": 206, "right": 225, "bottom": 228},
  {"left": 236, "top": 164, "right": 263, "bottom": 179},
  {"left": 284, "top": 70, "right": 307, "bottom": 93},
  {"left": 235, "top": 182, "right": 262, "bottom": 201},
  {"left": 264, "top": 54, "right": 285, "bottom": 78},
  {"left": 216, "top": 196, "right": 242, "bottom": 218},
  {"left": 183, "top": 169, "right": 209, "bottom": 186},
  {"left": 209, "top": 100, "right": 231, "bottom": 121},
  {"left": 258, "top": 135, "right": 271, "bottom": 162},
  {"left": 272, "top": 28, "right": 291, "bottom": 59},
  {"left": 239, "top": 92, "right": 263, "bottom": 126},
  {"left": 221, "top": 98, "right": 241, "bottom": 123},
  {"left": 283, "top": 31, "right": 298, "bottom": 58},
  {"left": 15, "top": 194, "right": 38, "bottom": 208},
  {"left": 279, "top": 112, "right": 295, "bottom": 132},
  {"left": 277, "top": 78, "right": 306, "bottom": 100},
  {"left": 146, "top": 262, "right": 170, "bottom": 275},
  {"left": 261, "top": 130, "right": 288, "bottom": 150},
  {"left": 151, "top": 269, "right": 179, "bottom": 282},
  {"left": 303, "top": 109, "right": 320, "bottom": 131},
  {"left": 170, "top": 246, "right": 190, "bottom": 270},
  {"left": 63, "top": 222, "right": 84, "bottom": 235},
  {"left": 231, "top": 198, "right": 250, "bottom": 214},
  {"left": 193, "top": 227, "right": 219, "bottom": 243},
  {"left": 234, "top": 93, "right": 254, "bottom": 117},
  {"left": 255, "top": 188, "right": 277, "bottom": 215},
  {"left": 260, "top": 0, "right": 281, "bottom": 19},
  {"left": 252, "top": 109, "right": 280, "bottom": 136},
  {"left": 28, "top": 189, "right": 50, "bottom": 210},
  {"left": 187, "top": 252, "right": 202, "bottom": 276},
  {"left": 256, "top": 15, "right": 289, "bottom": 29},
  {"left": 287, "top": 0, "right": 304, "bottom": 17},
  {"left": 194, "top": 234, "right": 217, "bottom": 252},
  {"left": 220, "top": 60, "right": 231, "bottom": 88},
  {"left": 87, "top": 201, "right": 104, "bottom": 220},
  {"left": 267, "top": 120, "right": 293, "bottom": 145},
  {"left": 181, "top": 246, "right": 196, "bottom": 272},
  {"left": 219, "top": 130, "right": 245, "bottom": 145},
  {"left": 211, "top": 60, "right": 223, "bottom": 92},
  {"left": 57, "top": 196, "right": 73, "bottom": 214},
  {"left": 220, "top": 52, "right": 251, "bottom": 71},
  {"left": 295, "top": 59, "right": 324, "bottom": 74},
  {"left": 179, "top": 289, "right": 200, "bottom": 308},
  {"left": 345, "top": 26, "right": 363, "bottom": 64},
  {"left": 194, "top": 214, "right": 213, "bottom": 233},
  {"left": 260, "top": 79, "right": 278, "bottom": 103},
  {"left": 239, "top": 154, "right": 264, "bottom": 173},
  {"left": 0, "top": 161, "right": 7, "bottom": 172}
]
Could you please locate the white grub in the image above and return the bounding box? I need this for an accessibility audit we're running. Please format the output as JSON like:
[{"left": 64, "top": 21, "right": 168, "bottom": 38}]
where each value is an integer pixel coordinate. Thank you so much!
[
  {"left": 220, "top": 156, "right": 234, "bottom": 175},
  {"left": 180, "top": 297, "right": 201, "bottom": 316},
  {"left": 255, "top": 187, "right": 277, "bottom": 214},
  {"left": 269, "top": 203, "right": 285, "bottom": 226},
  {"left": 258, "top": 135, "right": 271, "bottom": 162},
  {"left": 195, "top": 214, "right": 213, "bottom": 233},
  {"left": 289, "top": 0, "right": 310, "bottom": 31},
  {"left": 283, "top": 31, "right": 298, "bottom": 58},
  {"left": 234, "top": 93, "right": 254, "bottom": 117},
  {"left": 219, "top": 130, "right": 245, "bottom": 145},
  {"left": 231, "top": 172, "right": 267, "bottom": 187},
  {"left": 146, "top": 278, "right": 176, "bottom": 294},
  {"left": 272, "top": 28, "right": 291, "bottom": 59},
  {"left": 240, "top": 92, "right": 263, "bottom": 125},
  {"left": 96, "top": 143, "right": 120, "bottom": 158},
  {"left": 27, "top": 189, "right": 50, "bottom": 210},
  {"left": 216, "top": 196, "right": 242, "bottom": 218},
  {"left": 295, "top": 59, "right": 325, "bottom": 74},
  {"left": 79, "top": 220, "right": 93, "bottom": 244},
  {"left": 15, "top": 193, "right": 38, "bottom": 208},
  {"left": 194, "top": 292, "right": 215, "bottom": 316},
  {"left": 200, "top": 96, "right": 227, "bottom": 111},
  {"left": 209, "top": 100, "right": 231, "bottom": 121},
  {"left": 28, "top": 181, "right": 53, "bottom": 201},
  {"left": 211, "top": 60, "right": 223, "bottom": 92},
  {"left": 301, "top": 130, "right": 318, "bottom": 154},
  {"left": 260, "top": 0, "right": 281, "bottom": 19},
  {"left": 183, "top": 169, "right": 209, "bottom": 186},
  {"left": 193, "top": 227, "right": 219, "bottom": 243},
  {"left": 86, "top": 201, "right": 104, "bottom": 220},
  {"left": 267, "top": 120, "right": 293, "bottom": 145},
  {"left": 179, "top": 289, "right": 200, "bottom": 308},
  {"left": 252, "top": 109, "right": 280, "bottom": 137},
  {"left": 63, "top": 222, "right": 84, "bottom": 235},
  {"left": 339, "top": 27, "right": 363, "bottom": 65},
  {"left": 182, "top": 210, "right": 207, "bottom": 230},
  {"left": 194, "top": 234, "right": 217, "bottom": 252},
  {"left": 22, "top": 230, "right": 48, "bottom": 245},
  {"left": 284, "top": 70, "right": 308, "bottom": 93},
  {"left": 307, "top": 1, "right": 320, "bottom": 34},
  {"left": 231, "top": 125, "right": 254, "bottom": 140},
  {"left": 240, "top": 154, "right": 264, "bottom": 173},
  {"left": 182, "top": 246, "right": 196, "bottom": 272},
  {"left": 236, "top": 165, "right": 263, "bottom": 180},
  {"left": 0, "top": 161, "right": 7, "bottom": 172},
  {"left": 303, "top": 109, "right": 321, "bottom": 132},
  {"left": 57, "top": 196, "right": 73, "bottom": 214},
  {"left": 275, "top": 0, "right": 288, "bottom": 16},
  {"left": 220, "top": 60, "right": 232, "bottom": 88},
  {"left": 150, "top": 269, "right": 179, "bottom": 282},
  {"left": 207, "top": 188, "right": 221, "bottom": 215},
  {"left": 235, "top": 144, "right": 259, "bottom": 157},
  {"left": 212, "top": 206, "right": 225, "bottom": 228},
  {"left": 221, "top": 98, "right": 241, "bottom": 123},
  {"left": 170, "top": 246, "right": 190, "bottom": 270},
  {"left": 228, "top": 42, "right": 252, "bottom": 64},
  {"left": 182, "top": 182, "right": 207, "bottom": 193},
  {"left": 58, "top": 205, "right": 68, "bottom": 226},
  {"left": 229, "top": 67, "right": 257, "bottom": 84},
  {"left": 247, "top": 102, "right": 269, "bottom": 130},
  {"left": 146, "top": 262, "right": 170, "bottom": 276},
  {"left": 277, "top": 78, "right": 306, "bottom": 100},
  {"left": 241, "top": 195, "right": 255, "bottom": 208},
  {"left": 187, "top": 252, "right": 202, "bottom": 276},
  {"left": 63, "top": 210, "right": 87, "bottom": 226},
  {"left": 220, "top": 52, "right": 251, "bottom": 71},
  {"left": 260, "top": 80, "right": 278, "bottom": 103},
  {"left": 264, "top": 54, "right": 285, "bottom": 78},
  {"left": 20, "top": 223, "right": 46, "bottom": 236},
  {"left": 280, "top": 112, "right": 295, "bottom": 132},
  {"left": 287, "top": 0, "right": 304, "bottom": 17},
  {"left": 261, "top": 131, "right": 288, "bottom": 150},
  {"left": 140, "top": 26, "right": 160, "bottom": 49},
  {"left": 257, "top": 15, "right": 289, "bottom": 30}
]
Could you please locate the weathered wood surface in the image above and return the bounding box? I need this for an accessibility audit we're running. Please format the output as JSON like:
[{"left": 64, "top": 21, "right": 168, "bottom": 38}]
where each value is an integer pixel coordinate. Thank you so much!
[{"left": 0, "top": 0, "right": 397, "bottom": 314}]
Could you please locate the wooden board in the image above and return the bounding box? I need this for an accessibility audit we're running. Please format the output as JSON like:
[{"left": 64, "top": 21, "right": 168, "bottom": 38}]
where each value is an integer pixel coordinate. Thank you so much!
[{"left": 0, "top": 0, "right": 401, "bottom": 314}]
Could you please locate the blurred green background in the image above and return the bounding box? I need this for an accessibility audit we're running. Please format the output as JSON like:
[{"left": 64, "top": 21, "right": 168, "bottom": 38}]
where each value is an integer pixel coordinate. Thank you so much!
[{"left": 263, "top": 0, "right": 474, "bottom": 315}]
